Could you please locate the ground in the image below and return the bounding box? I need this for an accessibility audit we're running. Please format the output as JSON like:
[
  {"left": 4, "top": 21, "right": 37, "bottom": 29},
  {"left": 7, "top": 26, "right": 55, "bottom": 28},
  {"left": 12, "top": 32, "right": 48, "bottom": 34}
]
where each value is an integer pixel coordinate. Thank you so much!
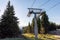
[
  {"left": 22, "top": 33, "right": 56, "bottom": 40},
  {"left": 0, "top": 33, "right": 60, "bottom": 40}
]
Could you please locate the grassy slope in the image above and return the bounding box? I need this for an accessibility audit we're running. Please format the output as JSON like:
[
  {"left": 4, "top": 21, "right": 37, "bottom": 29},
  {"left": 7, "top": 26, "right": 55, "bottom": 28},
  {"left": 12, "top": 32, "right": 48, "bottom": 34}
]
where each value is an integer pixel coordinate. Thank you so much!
[
  {"left": 0, "top": 33, "right": 60, "bottom": 40},
  {"left": 22, "top": 33, "right": 57, "bottom": 40}
]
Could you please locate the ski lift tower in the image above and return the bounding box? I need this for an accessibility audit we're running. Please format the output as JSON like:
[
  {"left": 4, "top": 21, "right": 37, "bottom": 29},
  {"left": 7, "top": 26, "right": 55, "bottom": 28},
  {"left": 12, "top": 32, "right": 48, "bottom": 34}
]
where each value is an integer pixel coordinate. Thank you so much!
[{"left": 27, "top": 8, "right": 43, "bottom": 39}]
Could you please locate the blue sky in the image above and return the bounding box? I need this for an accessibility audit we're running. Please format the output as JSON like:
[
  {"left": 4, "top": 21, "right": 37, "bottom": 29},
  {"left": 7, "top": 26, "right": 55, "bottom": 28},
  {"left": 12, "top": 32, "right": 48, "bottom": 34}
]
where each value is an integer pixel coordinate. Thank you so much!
[{"left": 0, "top": 0, "right": 60, "bottom": 28}]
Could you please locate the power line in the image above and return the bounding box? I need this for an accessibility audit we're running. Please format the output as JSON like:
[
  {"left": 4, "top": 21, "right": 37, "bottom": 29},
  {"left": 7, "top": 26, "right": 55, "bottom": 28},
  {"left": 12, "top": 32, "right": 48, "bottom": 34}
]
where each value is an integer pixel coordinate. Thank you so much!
[
  {"left": 47, "top": 1, "right": 60, "bottom": 11},
  {"left": 39, "top": 0, "right": 51, "bottom": 7},
  {"left": 31, "top": 0, "right": 51, "bottom": 8},
  {"left": 31, "top": 0, "right": 36, "bottom": 8}
]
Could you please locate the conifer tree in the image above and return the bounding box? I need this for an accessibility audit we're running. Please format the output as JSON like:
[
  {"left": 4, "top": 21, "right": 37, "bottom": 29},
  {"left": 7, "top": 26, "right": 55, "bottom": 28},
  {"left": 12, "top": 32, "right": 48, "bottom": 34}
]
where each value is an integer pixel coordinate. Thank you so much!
[
  {"left": 0, "top": 1, "right": 20, "bottom": 38},
  {"left": 41, "top": 11, "right": 49, "bottom": 33},
  {"left": 27, "top": 22, "right": 31, "bottom": 33},
  {"left": 37, "top": 17, "right": 41, "bottom": 33},
  {"left": 31, "top": 18, "right": 41, "bottom": 34},
  {"left": 31, "top": 18, "right": 34, "bottom": 33}
]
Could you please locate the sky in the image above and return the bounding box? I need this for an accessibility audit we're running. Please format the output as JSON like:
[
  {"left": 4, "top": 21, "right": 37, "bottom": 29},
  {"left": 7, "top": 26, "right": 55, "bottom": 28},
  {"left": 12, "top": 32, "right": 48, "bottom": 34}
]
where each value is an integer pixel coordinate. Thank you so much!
[{"left": 0, "top": 0, "right": 60, "bottom": 28}]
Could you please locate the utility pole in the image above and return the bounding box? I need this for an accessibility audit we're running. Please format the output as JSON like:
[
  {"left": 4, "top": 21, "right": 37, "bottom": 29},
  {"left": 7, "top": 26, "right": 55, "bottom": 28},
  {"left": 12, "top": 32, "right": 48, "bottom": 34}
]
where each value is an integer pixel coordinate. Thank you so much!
[{"left": 27, "top": 8, "right": 43, "bottom": 40}]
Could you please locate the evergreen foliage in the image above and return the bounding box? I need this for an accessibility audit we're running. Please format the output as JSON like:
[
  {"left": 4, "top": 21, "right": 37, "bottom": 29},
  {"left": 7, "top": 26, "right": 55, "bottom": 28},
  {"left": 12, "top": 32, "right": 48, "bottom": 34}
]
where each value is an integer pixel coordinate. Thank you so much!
[
  {"left": 0, "top": 1, "right": 20, "bottom": 38},
  {"left": 22, "top": 11, "right": 57, "bottom": 34},
  {"left": 27, "top": 22, "right": 31, "bottom": 33},
  {"left": 41, "top": 11, "right": 49, "bottom": 33},
  {"left": 37, "top": 17, "right": 41, "bottom": 33}
]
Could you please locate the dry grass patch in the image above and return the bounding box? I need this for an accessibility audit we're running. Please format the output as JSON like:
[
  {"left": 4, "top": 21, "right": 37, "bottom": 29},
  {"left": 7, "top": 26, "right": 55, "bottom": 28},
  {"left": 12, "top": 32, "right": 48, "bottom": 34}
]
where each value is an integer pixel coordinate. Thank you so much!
[{"left": 22, "top": 33, "right": 56, "bottom": 40}]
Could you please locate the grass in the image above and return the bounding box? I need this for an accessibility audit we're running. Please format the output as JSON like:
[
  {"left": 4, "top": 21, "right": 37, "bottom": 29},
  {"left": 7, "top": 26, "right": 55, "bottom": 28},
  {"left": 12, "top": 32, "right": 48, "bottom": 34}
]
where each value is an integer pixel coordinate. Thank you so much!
[
  {"left": 22, "top": 33, "right": 56, "bottom": 40},
  {"left": 0, "top": 38, "right": 27, "bottom": 40},
  {"left": 0, "top": 33, "right": 60, "bottom": 40}
]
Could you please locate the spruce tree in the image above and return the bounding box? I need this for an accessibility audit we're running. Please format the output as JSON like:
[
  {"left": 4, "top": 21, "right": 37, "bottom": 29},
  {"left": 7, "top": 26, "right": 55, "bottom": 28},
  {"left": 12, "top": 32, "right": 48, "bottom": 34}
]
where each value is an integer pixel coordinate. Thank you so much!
[
  {"left": 37, "top": 17, "right": 41, "bottom": 34},
  {"left": 27, "top": 22, "right": 31, "bottom": 33},
  {"left": 22, "top": 27, "right": 28, "bottom": 33},
  {"left": 0, "top": 1, "right": 19, "bottom": 38},
  {"left": 41, "top": 11, "right": 49, "bottom": 33},
  {"left": 31, "top": 18, "right": 34, "bottom": 33},
  {"left": 31, "top": 18, "right": 41, "bottom": 34}
]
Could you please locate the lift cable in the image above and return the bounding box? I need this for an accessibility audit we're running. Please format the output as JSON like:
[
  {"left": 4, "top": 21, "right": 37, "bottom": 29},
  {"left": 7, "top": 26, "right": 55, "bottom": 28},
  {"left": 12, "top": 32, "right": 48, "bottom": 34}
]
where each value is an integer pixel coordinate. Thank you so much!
[
  {"left": 39, "top": 0, "right": 51, "bottom": 7},
  {"left": 31, "top": 0, "right": 36, "bottom": 8},
  {"left": 47, "top": 1, "right": 60, "bottom": 11}
]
